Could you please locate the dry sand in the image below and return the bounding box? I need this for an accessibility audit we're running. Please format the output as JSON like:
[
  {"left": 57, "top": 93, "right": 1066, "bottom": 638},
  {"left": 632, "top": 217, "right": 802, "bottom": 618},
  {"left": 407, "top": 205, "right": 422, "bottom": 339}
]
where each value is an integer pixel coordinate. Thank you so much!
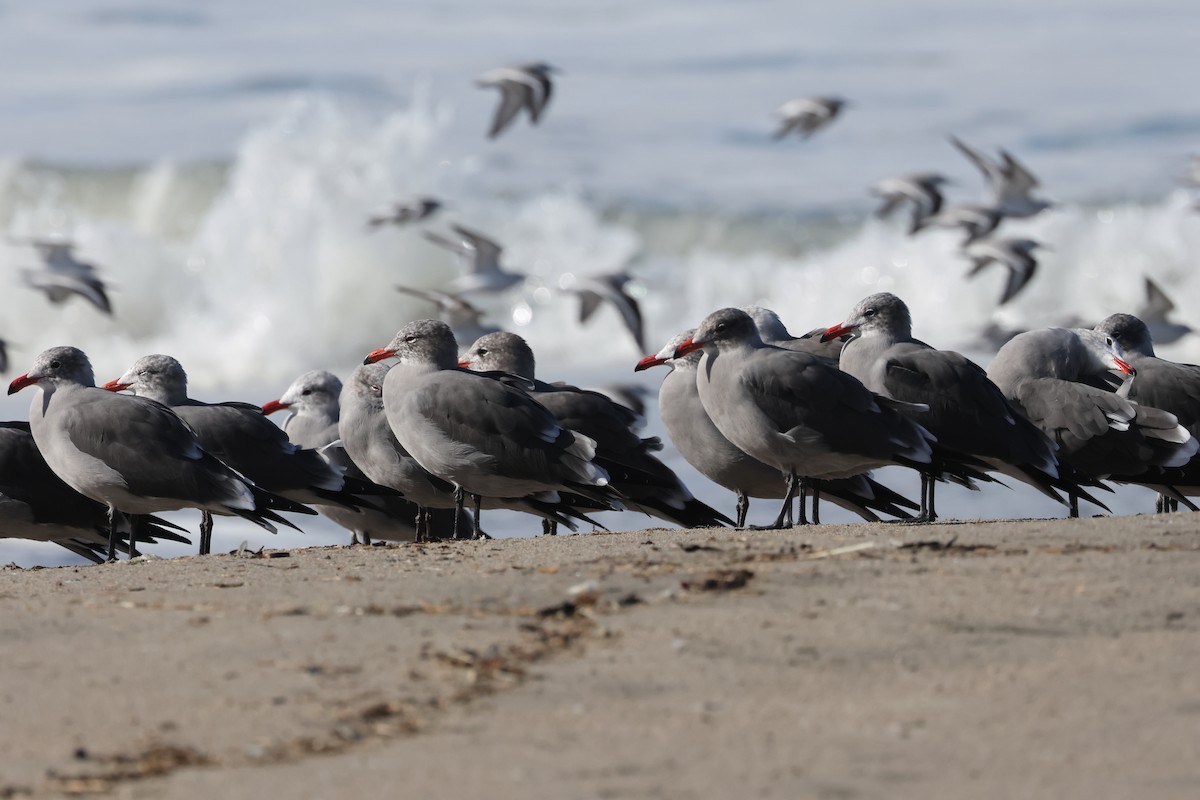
[{"left": 2, "top": 515, "right": 1200, "bottom": 799}]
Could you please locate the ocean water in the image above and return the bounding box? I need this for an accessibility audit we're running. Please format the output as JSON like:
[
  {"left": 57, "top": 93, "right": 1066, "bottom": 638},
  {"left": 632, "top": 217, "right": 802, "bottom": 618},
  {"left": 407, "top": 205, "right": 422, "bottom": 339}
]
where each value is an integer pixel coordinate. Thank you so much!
[{"left": 2, "top": 0, "right": 1198, "bottom": 566}]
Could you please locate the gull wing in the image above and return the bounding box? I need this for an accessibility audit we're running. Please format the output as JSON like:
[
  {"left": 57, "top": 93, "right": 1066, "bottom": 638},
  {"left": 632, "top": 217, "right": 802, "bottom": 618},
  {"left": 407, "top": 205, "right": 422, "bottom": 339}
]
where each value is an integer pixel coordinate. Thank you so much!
[
  {"left": 1141, "top": 276, "right": 1176, "bottom": 319},
  {"left": 486, "top": 81, "right": 534, "bottom": 138},
  {"left": 451, "top": 225, "right": 504, "bottom": 272}
]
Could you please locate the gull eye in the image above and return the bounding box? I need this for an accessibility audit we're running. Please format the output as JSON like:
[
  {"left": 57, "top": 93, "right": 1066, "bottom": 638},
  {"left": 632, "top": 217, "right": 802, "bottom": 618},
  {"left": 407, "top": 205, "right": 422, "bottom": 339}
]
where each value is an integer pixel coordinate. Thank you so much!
[
  {"left": 1105, "top": 336, "right": 1114, "bottom": 347},
  {"left": 864, "top": 309, "right": 877, "bottom": 318},
  {"left": 477, "top": 347, "right": 488, "bottom": 356},
  {"left": 49, "top": 359, "right": 61, "bottom": 369},
  {"left": 301, "top": 389, "right": 311, "bottom": 396},
  {"left": 405, "top": 335, "right": 417, "bottom": 344}
]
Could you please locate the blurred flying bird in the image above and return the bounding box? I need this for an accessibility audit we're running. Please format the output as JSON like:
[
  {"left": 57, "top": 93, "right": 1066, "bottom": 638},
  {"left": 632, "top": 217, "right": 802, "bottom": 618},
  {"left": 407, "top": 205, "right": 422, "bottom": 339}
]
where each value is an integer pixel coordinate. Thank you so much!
[
  {"left": 15, "top": 239, "right": 113, "bottom": 315},
  {"left": 563, "top": 271, "right": 645, "bottom": 351},
  {"left": 1137, "top": 276, "right": 1194, "bottom": 345},
  {"left": 476, "top": 62, "right": 557, "bottom": 139},
  {"left": 949, "top": 135, "right": 1052, "bottom": 218},
  {"left": 422, "top": 224, "right": 525, "bottom": 295},
  {"left": 964, "top": 237, "right": 1045, "bottom": 305},
  {"left": 366, "top": 197, "right": 443, "bottom": 229},
  {"left": 773, "top": 96, "right": 847, "bottom": 140},
  {"left": 914, "top": 202, "right": 1004, "bottom": 246},
  {"left": 870, "top": 172, "right": 951, "bottom": 233}
]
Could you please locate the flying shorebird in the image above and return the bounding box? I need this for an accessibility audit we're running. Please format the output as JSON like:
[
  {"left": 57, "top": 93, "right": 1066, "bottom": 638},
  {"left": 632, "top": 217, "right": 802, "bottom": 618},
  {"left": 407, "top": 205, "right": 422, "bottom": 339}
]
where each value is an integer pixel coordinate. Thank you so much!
[
  {"left": 773, "top": 96, "right": 848, "bottom": 140},
  {"left": 366, "top": 197, "right": 443, "bottom": 229},
  {"left": 949, "top": 135, "right": 1053, "bottom": 218},
  {"left": 1136, "top": 276, "right": 1194, "bottom": 345},
  {"left": 422, "top": 224, "right": 525, "bottom": 295},
  {"left": 562, "top": 271, "right": 645, "bottom": 352},
  {"left": 15, "top": 239, "right": 112, "bottom": 315},
  {"left": 963, "top": 237, "right": 1045, "bottom": 305},
  {"left": 475, "top": 62, "right": 557, "bottom": 139},
  {"left": 870, "top": 172, "right": 951, "bottom": 233},
  {"left": 914, "top": 202, "right": 1004, "bottom": 246}
]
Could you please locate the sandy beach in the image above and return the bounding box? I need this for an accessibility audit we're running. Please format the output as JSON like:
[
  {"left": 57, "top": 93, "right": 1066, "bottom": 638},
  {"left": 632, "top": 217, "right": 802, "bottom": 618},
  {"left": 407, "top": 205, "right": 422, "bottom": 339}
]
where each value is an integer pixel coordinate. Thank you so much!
[{"left": 2, "top": 515, "right": 1199, "bottom": 798}]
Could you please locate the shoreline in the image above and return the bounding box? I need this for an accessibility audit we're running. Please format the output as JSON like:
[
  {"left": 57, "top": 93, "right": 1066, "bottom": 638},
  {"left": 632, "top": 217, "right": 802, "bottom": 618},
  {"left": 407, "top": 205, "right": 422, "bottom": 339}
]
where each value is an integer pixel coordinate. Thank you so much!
[{"left": 4, "top": 514, "right": 1199, "bottom": 798}]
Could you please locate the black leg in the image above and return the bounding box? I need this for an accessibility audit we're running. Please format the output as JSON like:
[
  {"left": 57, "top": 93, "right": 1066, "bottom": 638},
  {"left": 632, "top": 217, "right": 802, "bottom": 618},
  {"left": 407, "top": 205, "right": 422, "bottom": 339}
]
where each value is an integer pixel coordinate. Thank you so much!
[
  {"left": 542, "top": 518, "right": 558, "bottom": 536},
  {"left": 811, "top": 480, "right": 821, "bottom": 525},
  {"left": 908, "top": 473, "right": 937, "bottom": 524},
  {"left": 754, "top": 472, "right": 798, "bottom": 530},
  {"left": 106, "top": 507, "right": 119, "bottom": 562},
  {"left": 452, "top": 488, "right": 464, "bottom": 539},
  {"left": 735, "top": 491, "right": 749, "bottom": 528},
  {"left": 1069, "top": 493, "right": 1079, "bottom": 519},
  {"left": 361, "top": 532, "right": 373, "bottom": 546},
  {"left": 472, "top": 494, "right": 484, "bottom": 539},
  {"left": 794, "top": 477, "right": 807, "bottom": 526},
  {"left": 926, "top": 476, "right": 938, "bottom": 522},
  {"left": 199, "top": 511, "right": 213, "bottom": 556},
  {"left": 127, "top": 514, "right": 142, "bottom": 559}
]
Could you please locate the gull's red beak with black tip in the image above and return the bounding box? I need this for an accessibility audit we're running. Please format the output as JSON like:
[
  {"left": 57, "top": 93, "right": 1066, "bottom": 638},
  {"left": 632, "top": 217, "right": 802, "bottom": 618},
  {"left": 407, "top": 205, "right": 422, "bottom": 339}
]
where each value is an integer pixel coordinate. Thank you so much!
[
  {"left": 1114, "top": 357, "right": 1136, "bottom": 376},
  {"left": 364, "top": 348, "right": 395, "bottom": 365},
  {"left": 634, "top": 354, "right": 665, "bottom": 372},
  {"left": 261, "top": 399, "right": 288, "bottom": 416},
  {"left": 671, "top": 337, "right": 703, "bottom": 359},
  {"left": 102, "top": 378, "right": 129, "bottom": 392},
  {"left": 457, "top": 358, "right": 471, "bottom": 369},
  {"left": 7, "top": 374, "right": 36, "bottom": 395},
  {"left": 820, "top": 323, "right": 853, "bottom": 343}
]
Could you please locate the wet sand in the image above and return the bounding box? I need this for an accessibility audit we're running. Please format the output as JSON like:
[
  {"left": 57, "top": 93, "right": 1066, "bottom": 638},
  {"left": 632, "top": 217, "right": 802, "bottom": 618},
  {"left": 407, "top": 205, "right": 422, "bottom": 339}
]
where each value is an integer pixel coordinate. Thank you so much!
[{"left": 3, "top": 515, "right": 1199, "bottom": 798}]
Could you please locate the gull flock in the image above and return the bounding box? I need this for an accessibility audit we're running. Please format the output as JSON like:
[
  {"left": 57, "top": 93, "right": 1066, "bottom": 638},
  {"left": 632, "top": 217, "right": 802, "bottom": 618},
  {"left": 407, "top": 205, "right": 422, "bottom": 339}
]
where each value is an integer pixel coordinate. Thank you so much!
[{"left": 3, "top": 61, "right": 1200, "bottom": 564}]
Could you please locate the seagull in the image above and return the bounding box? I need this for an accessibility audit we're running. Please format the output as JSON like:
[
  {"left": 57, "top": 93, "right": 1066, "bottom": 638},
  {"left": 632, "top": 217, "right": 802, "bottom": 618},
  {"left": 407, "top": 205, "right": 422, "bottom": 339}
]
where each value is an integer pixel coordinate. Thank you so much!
[
  {"left": 870, "top": 172, "right": 951, "bottom": 233},
  {"left": 266, "top": 369, "right": 441, "bottom": 544},
  {"left": 0, "top": 421, "right": 191, "bottom": 561},
  {"left": 987, "top": 327, "right": 1197, "bottom": 516},
  {"left": 563, "top": 271, "right": 645, "bottom": 352},
  {"left": 15, "top": 239, "right": 112, "bottom": 315},
  {"left": 963, "top": 237, "right": 1045, "bottom": 305},
  {"left": 364, "top": 320, "right": 618, "bottom": 538},
  {"left": 8, "top": 347, "right": 310, "bottom": 560},
  {"left": 366, "top": 197, "right": 443, "bottom": 229},
  {"left": 825, "top": 292, "right": 1105, "bottom": 521},
  {"left": 1136, "top": 276, "right": 1194, "bottom": 345},
  {"left": 394, "top": 284, "right": 500, "bottom": 345},
  {"left": 915, "top": 202, "right": 1004, "bottom": 246},
  {"left": 458, "top": 331, "right": 732, "bottom": 531},
  {"left": 635, "top": 331, "right": 920, "bottom": 527},
  {"left": 422, "top": 224, "right": 525, "bottom": 295},
  {"left": 1094, "top": 313, "right": 1200, "bottom": 512},
  {"left": 475, "top": 62, "right": 557, "bottom": 139},
  {"left": 773, "top": 96, "right": 847, "bottom": 140},
  {"left": 670, "top": 308, "right": 936, "bottom": 528},
  {"left": 105, "top": 354, "right": 367, "bottom": 555},
  {"left": 949, "top": 135, "right": 1053, "bottom": 218}
]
